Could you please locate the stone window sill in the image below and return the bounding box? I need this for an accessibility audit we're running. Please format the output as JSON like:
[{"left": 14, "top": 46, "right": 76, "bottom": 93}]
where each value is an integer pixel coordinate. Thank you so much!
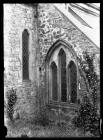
[
  {"left": 46, "top": 100, "right": 80, "bottom": 110},
  {"left": 22, "top": 79, "right": 31, "bottom": 85},
  {"left": 22, "top": 79, "right": 31, "bottom": 82}
]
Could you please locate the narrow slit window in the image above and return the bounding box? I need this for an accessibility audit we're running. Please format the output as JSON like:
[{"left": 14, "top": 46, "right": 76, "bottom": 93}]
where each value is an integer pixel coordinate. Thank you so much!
[{"left": 22, "top": 29, "right": 29, "bottom": 80}]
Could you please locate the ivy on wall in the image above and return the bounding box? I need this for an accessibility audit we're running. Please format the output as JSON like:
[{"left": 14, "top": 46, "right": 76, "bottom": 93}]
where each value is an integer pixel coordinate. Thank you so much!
[{"left": 77, "top": 51, "right": 100, "bottom": 109}]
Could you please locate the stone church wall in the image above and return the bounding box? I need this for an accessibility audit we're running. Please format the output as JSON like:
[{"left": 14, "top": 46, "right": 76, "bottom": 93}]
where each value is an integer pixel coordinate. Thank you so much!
[
  {"left": 4, "top": 4, "right": 39, "bottom": 121},
  {"left": 37, "top": 3, "right": 100, "bottom": 105},
  {"left": 4, "top": 4, "right": 100, "bottom": 122}
]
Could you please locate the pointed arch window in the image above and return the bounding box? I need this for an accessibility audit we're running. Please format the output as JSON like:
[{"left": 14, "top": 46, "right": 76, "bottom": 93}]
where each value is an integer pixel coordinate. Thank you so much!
[
  {"left": 51, "top": 61, "right": 58, "bottom": 101},
  {"left": 22, "top": 29, "right": 29, "bottom": 80},
  {"left": 58, "top": 49, "right": 67, "bottom": 102},
  {"left": 68, "top": 61, "right": 77, "bottom": 103},
  {"left": 46, "top": 40, "right": 78, "bottom": 105}
]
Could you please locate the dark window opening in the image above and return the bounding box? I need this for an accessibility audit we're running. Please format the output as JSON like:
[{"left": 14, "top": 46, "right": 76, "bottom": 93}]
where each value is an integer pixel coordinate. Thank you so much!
[
  {"left": 69, "top": 61, "right": 77, "bottom": 103},
  {"left": 51, "top": 62, "right": 58, "bottom": 101},
  {"left": 59, "top": 49, "right": 67, "bottom": 102},
  {"left": 22, "top": 29, "right": 29, "bottom": 80}
]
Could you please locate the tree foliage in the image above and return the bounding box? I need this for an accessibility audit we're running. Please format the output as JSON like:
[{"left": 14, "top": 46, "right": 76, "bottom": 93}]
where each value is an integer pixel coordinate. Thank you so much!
[
  {"left": 74, "top": 52, "right": 100, "bottom": 136},
  {"left": 6, "top": 88, "right": 17, "bottom": 121},
  {"left": 77, "top": 51, "right": 100, "bottom": 110},
  {"left": 72, "top": 96, "right": 100, "bottom": 136}
]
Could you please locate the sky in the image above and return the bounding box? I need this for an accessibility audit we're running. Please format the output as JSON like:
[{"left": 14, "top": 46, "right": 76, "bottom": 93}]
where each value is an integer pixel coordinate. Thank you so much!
[{"left": 54, "top": 3, "right": 100, "bottom": 48}]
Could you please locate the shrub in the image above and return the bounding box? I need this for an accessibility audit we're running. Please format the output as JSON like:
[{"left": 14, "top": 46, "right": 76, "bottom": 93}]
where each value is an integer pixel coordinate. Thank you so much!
[
  {"left": 34, "top": 106, "right": 50, "bottom": 126},
  {"left": 6, "top": 88, "right": 17, "bottom": 121},
  {"left": 72, "top": 96, "right": 100, "bottom": 136}
]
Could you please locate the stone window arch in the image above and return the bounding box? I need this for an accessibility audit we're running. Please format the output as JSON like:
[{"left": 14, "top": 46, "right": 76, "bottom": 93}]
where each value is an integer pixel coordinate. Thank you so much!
[
  {"left": 22, "top": 29, "right": 29, "bottom": 80},
  {"left": 45, "top": 40, "right": 78, "bottom": 105}
]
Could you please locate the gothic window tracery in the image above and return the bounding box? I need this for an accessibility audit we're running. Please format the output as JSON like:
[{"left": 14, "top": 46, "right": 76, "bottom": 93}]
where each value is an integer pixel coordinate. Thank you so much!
[{"left": 46, "top": 40, "right": 78, "bottom": 105}]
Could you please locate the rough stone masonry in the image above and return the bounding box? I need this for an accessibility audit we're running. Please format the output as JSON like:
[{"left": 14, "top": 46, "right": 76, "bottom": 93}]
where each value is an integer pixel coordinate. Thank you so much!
[{"left": 4, "top": 4, "right": 100, "bottom": 122}]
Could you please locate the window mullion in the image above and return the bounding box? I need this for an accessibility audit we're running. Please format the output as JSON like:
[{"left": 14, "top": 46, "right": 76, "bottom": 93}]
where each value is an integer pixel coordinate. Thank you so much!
[
  {"left": 58, "top": 59, "right": 61, "bottom": 103},
  {"left": 68, "top": 67, "right": 71, "bottom": 102},
  {"left": 66, "top": 66, "right": 69, "bottom": 102},
  {"left": 60, "top": 61, "right": 61, "bottom": 103}
]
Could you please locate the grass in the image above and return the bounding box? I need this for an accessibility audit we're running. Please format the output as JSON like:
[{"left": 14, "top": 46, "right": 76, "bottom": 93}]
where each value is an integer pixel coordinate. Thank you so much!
[{"left": 5, "top": 118, "right": 95, "bottom": 137}]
